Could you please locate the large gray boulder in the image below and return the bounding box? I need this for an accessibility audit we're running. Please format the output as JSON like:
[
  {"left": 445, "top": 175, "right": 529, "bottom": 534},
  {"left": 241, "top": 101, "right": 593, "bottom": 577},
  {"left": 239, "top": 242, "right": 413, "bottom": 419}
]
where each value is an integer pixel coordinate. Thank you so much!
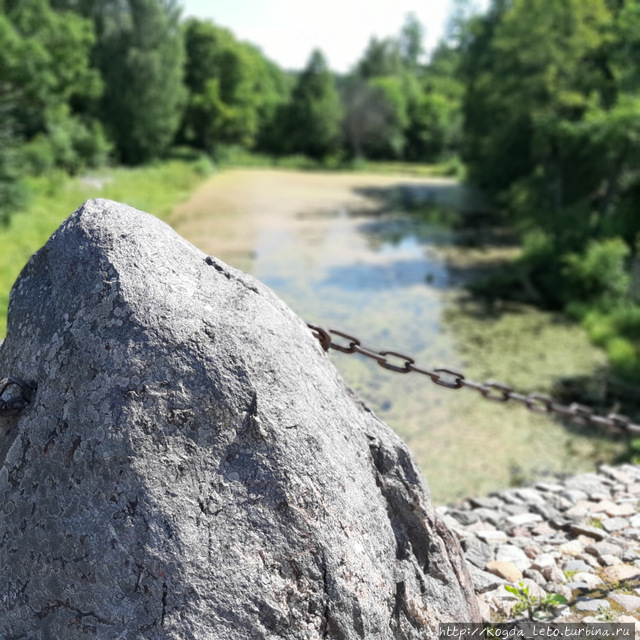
[{"left": 0, "top": 199, "right": 480, "bottom": 638}]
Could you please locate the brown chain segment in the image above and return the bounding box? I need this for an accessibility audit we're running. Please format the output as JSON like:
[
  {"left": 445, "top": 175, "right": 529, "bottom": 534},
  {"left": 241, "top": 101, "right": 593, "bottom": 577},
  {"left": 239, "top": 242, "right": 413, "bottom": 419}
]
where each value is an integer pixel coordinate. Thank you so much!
[
  {"left": 307, "top": 324, "right": 640, "bottom": 435},
  {"left": 0, "top": 377, "right": 37, "bottom": 417}
]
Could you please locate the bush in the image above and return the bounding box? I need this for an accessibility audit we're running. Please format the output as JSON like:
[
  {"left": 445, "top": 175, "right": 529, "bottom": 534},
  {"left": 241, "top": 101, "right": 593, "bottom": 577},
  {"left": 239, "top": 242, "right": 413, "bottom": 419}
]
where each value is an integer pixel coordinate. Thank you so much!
[
  {"left": 22, "top": 114, "right": 112, "bottom": 176},
  {"left": 563, "top": 238, "right": 631, "bottom": 306}
]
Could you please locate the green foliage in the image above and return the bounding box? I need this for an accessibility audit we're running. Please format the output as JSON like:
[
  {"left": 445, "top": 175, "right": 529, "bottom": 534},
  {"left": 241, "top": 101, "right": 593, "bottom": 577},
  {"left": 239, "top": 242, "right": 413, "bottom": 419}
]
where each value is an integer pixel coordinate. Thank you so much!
[
  {"left": 582, "top": 306, "right": 640, "bottom": 383},
  {"left": 564, "top": 238, "right": 631, "bottom": 306},
  {"left": 0, "top": 85, "right": 27, "bottom": 224},
  {"left": 179, "top": 18, "right": 288, "bottom": 156},
  {"left": 505, "top": 582, "right": 568, "bottom": 620},
  {"left": 0, "top": 0, "right": 106, "bottom": 184},
  {"left": 405, "top": 43, "right": 464, "bottom": 162},
  {"left": 283, "top": 50, "right": 342, "bottom": 160},
  {"left": 78, "top": 0, "right": 187, "bottom": 164},
  {"left": 456, "top": 0, "right": 640, "bottom": 387},
  {"left": 0, "top": 0, "right": 102, "bottom": 135},
  {"left": 345, "top": 14, "right": 464, "bottom": 164}
]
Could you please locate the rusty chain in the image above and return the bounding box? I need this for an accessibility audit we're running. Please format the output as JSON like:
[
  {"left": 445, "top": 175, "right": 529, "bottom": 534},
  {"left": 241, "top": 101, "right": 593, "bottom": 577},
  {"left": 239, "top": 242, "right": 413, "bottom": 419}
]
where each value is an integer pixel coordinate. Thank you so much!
[
  {"left": 0, "top": 376, "right": 37, "bottom": 417},
  {"left": 307, "top": 324, "right": 640, "bottom": 435}
]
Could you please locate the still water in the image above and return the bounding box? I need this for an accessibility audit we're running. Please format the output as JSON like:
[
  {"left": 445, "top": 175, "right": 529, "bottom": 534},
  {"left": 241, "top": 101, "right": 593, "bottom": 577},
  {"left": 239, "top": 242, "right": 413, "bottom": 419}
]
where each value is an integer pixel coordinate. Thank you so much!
[{"left": 171, "top": 169, "right": 621, "bottom": 503}]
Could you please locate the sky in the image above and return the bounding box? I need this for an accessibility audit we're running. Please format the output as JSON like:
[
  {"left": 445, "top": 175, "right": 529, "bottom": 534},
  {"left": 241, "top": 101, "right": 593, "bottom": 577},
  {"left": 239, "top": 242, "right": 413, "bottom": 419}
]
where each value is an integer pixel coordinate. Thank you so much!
[{"left": 180, "top": 0, "right": 489, "bottom": 74}]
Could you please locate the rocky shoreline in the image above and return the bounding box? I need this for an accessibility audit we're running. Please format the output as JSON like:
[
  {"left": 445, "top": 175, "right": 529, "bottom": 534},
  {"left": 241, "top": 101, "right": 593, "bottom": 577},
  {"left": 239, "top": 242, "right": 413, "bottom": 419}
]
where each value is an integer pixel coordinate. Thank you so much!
[{"left": 438, "top": 463, "right": 640, "bottom": 633}]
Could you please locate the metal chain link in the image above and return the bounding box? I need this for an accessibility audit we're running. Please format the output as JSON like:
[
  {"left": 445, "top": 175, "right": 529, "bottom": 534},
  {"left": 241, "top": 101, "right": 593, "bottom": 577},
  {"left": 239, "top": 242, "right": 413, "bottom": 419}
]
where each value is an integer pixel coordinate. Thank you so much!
[
  {"left": 307, "top": 324, "right": 640, "bottom": 435},
  {"left": 0, "top": 377, "right": 37, "bottom": 417}
]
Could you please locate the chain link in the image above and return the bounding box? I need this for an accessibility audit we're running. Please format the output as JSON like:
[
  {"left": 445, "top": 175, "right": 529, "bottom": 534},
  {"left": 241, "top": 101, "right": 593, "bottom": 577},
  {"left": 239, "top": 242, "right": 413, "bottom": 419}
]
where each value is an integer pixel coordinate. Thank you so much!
[
  {"left": 0, "top": 376, "right": 37, "bottom": 417},
  {"left": 307, "top": 324, "right": 640, "bottom": 435}
]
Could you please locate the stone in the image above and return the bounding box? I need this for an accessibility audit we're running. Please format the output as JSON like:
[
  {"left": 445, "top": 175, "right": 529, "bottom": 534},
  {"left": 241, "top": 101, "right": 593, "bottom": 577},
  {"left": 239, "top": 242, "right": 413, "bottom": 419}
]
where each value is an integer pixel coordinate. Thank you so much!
[
  {"left": 476, "top": 530, "right": 508, "bottom": 544},
  {"left": 570, "top": 523, "right": 609, "bottom": 540},
  {"left": 496, "top": 544, "right": 531, "bottom": 571},
  {"left": 618, "top": 615, "right": 640, "bottom": 637},
  {"left": 558, "top": 540, "right": 585, "bottom": 556},
  {"left": 599, "top": 554, "right": 622, "bottom": 566},
  {"left": 623, "top": 549, "right": 640, "bottom": 562},
  {"left": 473, "top": 508, "right": 505, "bottom": 526},
  {"left": 523, "top": 569, "right": 546, "bottom": 587},
  {"left": 535, "top": 482, "right": 564, "bottom": 493},
  {"left": 585, "top": 541, "right": 624, "bottom": 558},
  {"left": 470, "top": 496, "right": 503, "bottom": 510},
  {"left": 530, "top": 503, "right": 561, "bottom": 521},
  {"left": 531, "top": 553, "right": 558, "bottom": 570},
  {"left": 566, "top": 505, "right": 589, "bottom": 519},
  {"left": 574, "top": 598, "right": 610, "bottom": 613},
  {"left": 462, "top": 537, "right": 494, "bottom": 570},
  {"left": 449, "top": 509, "right": 479, "bottom": 526},
  {"left": 566, "top": 473, "right": 612, "bottom": 493},
  {"left": 524, "top": 545, "right": 540, "bottom": 559},
  {"left": 602, "top": 564, "right": 640, "bottom": 584},
  {"left": 562, "top": 489, "right": 588, "bottom": 504},
  {"left": 601, "top": 517, "right": 630, "bottom": 532},
  {"left": 502, "top": 504, "right": 529, "bottom": 516},
  {"left": 610, "top": 594, "right": 640, "bottom": 611},
  {"left": 600, "top": 465, "right": 633, "bottom": 484},
  {"left": 542, "top": 565, "right": 566, "bottom": 584},
  {"left": 506, "top": 513, "right": 543, "bottom": 527},
  {"left": 485, "top": 561, "right": 523, "bottom": 583},
  {"left": 441, "top": 513, "right": 471, "bottom": 536},
  {"left": 500, "top": 490, "right": 526, "bottom": 505},
  {"left": 531, "top": 522, "right": 555, "bottom": 536},
  {"left": 477, "top": 599, "right": 492, "bottom": 623},
  {"left": 563, "top": 560, "right": 593, "bottom": 574},
  {"left": 468, "top": 566, "right": 506, "bottom": 594},
  {"left": 513, "top": 488, "right": 545, "bottom": 504},
  {"left": 508, "top": 527, "right": 533, "bottom": 539},
  {"left": 565, "top": 581, "right": 590, "bottom": 593},
  {"left": 572, "top": 572, "right": 603, "bottom": 589},
  {"left": 606, "top": 502, "right": 636, "bottom": 517},
  {"left": 521, "top": 578, "right": 547, "bottom": 599},
  {"left": 467, "top": 521, "right": 497, "bottom": 533},
  {"left": 0, "top": 200, "right": 481, "bottom": 638},
  {"left": 545, "top": 584, "right": 572, "bottom": 601}
]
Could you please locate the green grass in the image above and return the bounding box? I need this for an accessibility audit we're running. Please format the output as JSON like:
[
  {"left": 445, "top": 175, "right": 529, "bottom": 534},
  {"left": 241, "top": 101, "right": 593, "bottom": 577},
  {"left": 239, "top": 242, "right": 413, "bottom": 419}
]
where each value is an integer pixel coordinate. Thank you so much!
[
  {"left": 209, "top": 144, "right": 457, "bottom": 177},
  {"left": 0, "top": 157, "right": 212, "bottom": 337}
]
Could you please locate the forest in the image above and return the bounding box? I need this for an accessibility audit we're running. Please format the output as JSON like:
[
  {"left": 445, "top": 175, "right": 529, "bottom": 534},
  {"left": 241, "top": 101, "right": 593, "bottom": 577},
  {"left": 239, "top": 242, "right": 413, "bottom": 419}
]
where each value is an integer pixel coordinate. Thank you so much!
[{"left": 0, "top": 0, "right": 639, "bottom": 388}]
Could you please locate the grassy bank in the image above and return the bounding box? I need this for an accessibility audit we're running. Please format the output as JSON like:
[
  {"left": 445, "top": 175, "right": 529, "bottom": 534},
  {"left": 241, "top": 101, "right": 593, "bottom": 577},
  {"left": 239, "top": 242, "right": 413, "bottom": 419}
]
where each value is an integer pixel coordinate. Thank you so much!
[
  {"left": 0, "top": 157, "right": 212, "bottom": 337},
  {"left": 210, "top": 145, "right": 461, "bottom": 178}
]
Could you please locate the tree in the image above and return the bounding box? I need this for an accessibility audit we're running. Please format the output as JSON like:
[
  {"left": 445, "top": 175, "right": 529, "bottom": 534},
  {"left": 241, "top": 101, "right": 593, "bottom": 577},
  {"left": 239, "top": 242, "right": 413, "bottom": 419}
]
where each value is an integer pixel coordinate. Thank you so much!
[
  {"left": 0, "top": 84, "right": 26, "bottom": 223},
  {"left": 356, "top": 37, "right": 403, "bottom": 79},
  {"left": 284, "top": 50, "right": 342, "bottom": 160},
  {"left": 399, "top": 12, "right": 425, "bottom": 69},
  {"left": 179, "top": 18, "right": 288, "bottom": 155},
  {"left": 0, "top": 0, "right": 106, "bottom": 177},
  {"left": 461, "top": 0, "right": 612, "bottom": 213},
  {"left": 405, "top": 43, "right": 464, "bottom": 161},
  {"left": 66, "top": 0, "right": 187, "bottom": 164}
]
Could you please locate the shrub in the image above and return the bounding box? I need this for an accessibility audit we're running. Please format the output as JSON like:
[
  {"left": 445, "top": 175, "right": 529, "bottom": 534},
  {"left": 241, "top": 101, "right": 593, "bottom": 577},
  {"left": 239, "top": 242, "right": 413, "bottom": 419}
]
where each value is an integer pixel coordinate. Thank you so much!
[{"left": 563, "top": 237, "right": 631, "bottom": 306}]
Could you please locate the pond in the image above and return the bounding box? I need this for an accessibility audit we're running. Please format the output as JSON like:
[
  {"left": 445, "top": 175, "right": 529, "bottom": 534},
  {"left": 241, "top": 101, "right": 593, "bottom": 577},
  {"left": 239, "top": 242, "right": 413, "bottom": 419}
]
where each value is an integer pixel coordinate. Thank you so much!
[{"left": 171, "top": 168, "right": 624, "bottom": 504}]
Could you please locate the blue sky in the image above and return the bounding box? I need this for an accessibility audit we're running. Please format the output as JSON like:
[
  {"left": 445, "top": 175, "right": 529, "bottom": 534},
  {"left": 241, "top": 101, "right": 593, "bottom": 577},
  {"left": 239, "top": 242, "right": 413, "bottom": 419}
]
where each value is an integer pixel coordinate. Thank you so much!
[{"left": 179, "top": 0, "right": 489, "bottom": 73}]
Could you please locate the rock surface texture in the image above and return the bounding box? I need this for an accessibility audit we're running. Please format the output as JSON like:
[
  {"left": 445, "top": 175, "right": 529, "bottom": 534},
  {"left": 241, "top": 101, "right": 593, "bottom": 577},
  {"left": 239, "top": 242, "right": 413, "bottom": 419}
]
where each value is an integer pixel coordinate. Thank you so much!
[{"left": 0, "top": 199, "right": 480, "bottom": 639}]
